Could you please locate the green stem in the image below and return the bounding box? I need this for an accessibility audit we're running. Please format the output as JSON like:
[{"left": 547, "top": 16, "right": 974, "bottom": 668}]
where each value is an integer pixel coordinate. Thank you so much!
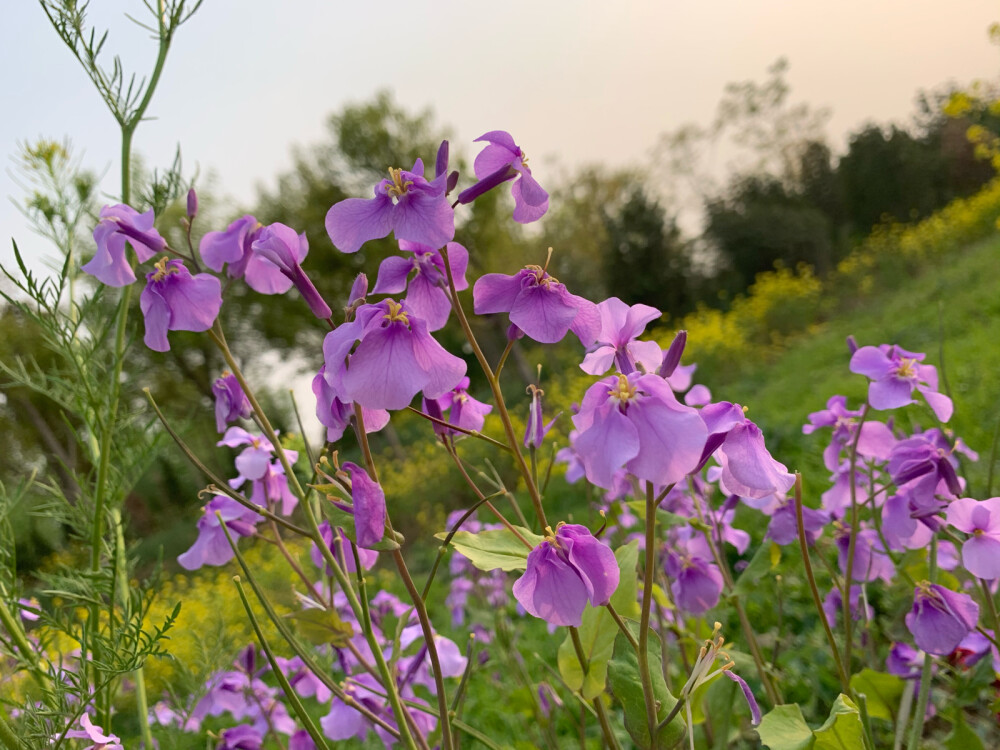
[
  {"left": 692, "top": 483, "right": 780, "bottom": 706},
  {"left": 570, "top": 628, "right": 622, "bottom": 750},
  {"left": 794, "top": 474, "right": 851, "bottom": 692},
  {"left": 208, "top": 324, "right": 418, "bottom": 750},
  {"left": 639, "top": 482, "right": 660, "bottom": 747},
  {"left": 843, "top": 404, "right": 870, "bottom": 673},
  {"left": 0, "top": 705, "right": 23, "bottom": 750},
  {"left": 353, "top": 403, "right": 453, "bottom": 750},
  {"left": 906, "top": 537, "right": 938, "bottom": 750},
  {"left": 605, "top": 602, "right": 639, "bottom": 651},
  {"left": 440, "top": 245, "right": 547, "bottom": 530},
  {"left": 232, "top": 577, "right": 332, "bottom": 750}
]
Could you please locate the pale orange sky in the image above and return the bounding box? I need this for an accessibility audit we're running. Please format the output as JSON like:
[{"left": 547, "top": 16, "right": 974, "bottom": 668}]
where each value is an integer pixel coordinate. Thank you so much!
[{"left": 2, "top": 0, "right": 998, "bottom": 272}]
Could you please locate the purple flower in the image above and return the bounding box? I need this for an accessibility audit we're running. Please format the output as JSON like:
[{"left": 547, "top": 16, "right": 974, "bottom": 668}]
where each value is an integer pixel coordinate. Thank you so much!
[
  {"left": 850, "top": 343, "right": 953, "bottom": 422},
  {"left": 424, "top": 376, "right": 492, "bottom": 437},
  {"left": 665, "top": 531, "right": 724, "bottom": 615},
  {"left": 888, "top": 429, "right": 967, "bottom": 515},
  {"left": 251, "top": 222, "right": 332, "bottom": 318},
  {"left": 886, "top": 642, "right": 925, "bottom": 679},
  {"left": 64, "top": 714, "right": 123, "bottom": 750},
  {"left": 218, "top": 428, "right": 278, "bottom": 484},
  {"left": 288, "top": 730, "right": 316, "bottom": 750},
  {"left": 765, "top": 496, "right": 830, "bottom": 546},
  {"left": 139, "top": 258, "right": 222, "bottom": 352},
  {"left": 325, "top": 158, "right": 454, "bottom": 254},
  {"left": 274, "top": 657, "right": 333, "bottom": 703},
  {"left": 473, "top": 265, "right": 600, "bottom": 346},
  {"left": 571, "top": 372, "right": 707, "bottom": 489},
  {"left": 512, "top": 524, "right": 619, "bottom": 627},
  {"left": 697, "top": 402, "right": 796, "bottom": 500},
  {"left": 312, "top": 366, "right": 390, "bottom": 442},
  {"left": 83, "top": 204, "right": 166, "bottom": 287},
  {"left": 213, "top": 372, "right": 252, "bottom": 433},
  {"left": 342, "top": 461, "right": 386, "bottom": 549},
  {"left": 905, "top": 582, "right": 980, "bottom": 655},
  {"left": 836, "top": 526, "right": 895, "bottom": 583},
  {"left": 524, "top": 384, "right": 557, "bottom": 449},
  {"left": 200, "top": 215, "right": 291, "bottom": 294},
  {"left": 177, "top": 496, "right": 263, "bottom": 571},
  {"left": 310, "top": 521, "right": 378, "bottom": 574},
  {"left": 822, "top": 585, "right": 872, "bottom": 628},
  {"left": 372, "top": 241, "right": 469, "bottom": 331},
  {"left": 459, "top": 131, "right": 549, "bottom": 223},
  {"left": 322, "top": 298, "right": 466, "bottom": 411},
  {"left": 881, "top": 493, "right": 933, "bottom": 551},
  {"left": 580, "top": 297, "right": 663, "bottom": 376},
  {"left": 946, "top": 497, "right": 1000, "bottom": 579},
  {"left": 218, "top": 725, "right": 264, "bottom": 750}
]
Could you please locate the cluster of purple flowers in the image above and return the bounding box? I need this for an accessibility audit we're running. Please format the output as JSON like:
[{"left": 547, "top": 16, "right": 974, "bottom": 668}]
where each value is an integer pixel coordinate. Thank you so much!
[{"left": 75, "top": 121, "right": 1000, "bottom": 749}]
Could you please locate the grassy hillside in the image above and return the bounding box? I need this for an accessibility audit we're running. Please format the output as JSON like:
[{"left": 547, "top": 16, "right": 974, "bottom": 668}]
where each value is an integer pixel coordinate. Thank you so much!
[{"left": 704, "top": 232, "right": 1000, "bottom": 504}]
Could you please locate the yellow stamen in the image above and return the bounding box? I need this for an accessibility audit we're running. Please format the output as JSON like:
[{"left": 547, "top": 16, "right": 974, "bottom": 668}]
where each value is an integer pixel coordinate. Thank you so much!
[
  {"left": 385, "top": 167, "right": 414, "bottom": 198},
  {"left": 150, "top": 256, "right": 178, "bottom": 282},
  {"left": 383, "top": 299, "right": 410, "bottom": 324},
  {"left": 608, "top": 373, "right": 637, "bottom": 403},
  {"left": 524, "top": 263, "right": 559, "bottom": 286}
]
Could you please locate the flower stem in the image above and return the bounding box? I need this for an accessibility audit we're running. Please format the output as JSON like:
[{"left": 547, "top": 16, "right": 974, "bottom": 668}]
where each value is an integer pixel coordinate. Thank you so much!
[
  {"left": 232, "top": 577, "right": 333, "bottom": 750},
  {"left": 794, "top": 474, "right": 851, "bottom": 693},
  {"left": 439, "top": 245, "right": 548, "bottom": 530},
  {"left": 353, "top": 406, "right": 455, "bottom": 750},
  {"left": 207, "top": 323, "right": 418, "bottom": 750},
  {"left": 639, "top": 481, "right": 661, "bottom": 747},
  {"left": 843, "top": 404, "right": 870, "bottom": 673},
  {"left": 906, "top": 536, "right": 938, "bottom": 750}
]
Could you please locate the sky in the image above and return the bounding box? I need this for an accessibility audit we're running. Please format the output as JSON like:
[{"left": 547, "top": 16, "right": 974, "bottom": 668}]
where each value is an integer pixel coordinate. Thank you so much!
[{"left": 1, "top": 0, "right": 998, "bottom": 276}]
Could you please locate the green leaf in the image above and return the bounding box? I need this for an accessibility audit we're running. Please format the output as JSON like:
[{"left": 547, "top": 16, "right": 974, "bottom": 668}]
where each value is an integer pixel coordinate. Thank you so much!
[
  {"left": 434, "top": 526, "right": 543, "bottom": 572},
  {"left": 944, "top": 709, "right": 985, "bottom": 750},
  {"left": 756, "top": 704, "right": 815, "bottom": 750},
  {"left": 733, "top": 540, "right": 780, "bottom": 596},
  {"left": 813, "top": 694, "right": 864, "bottom": 750},
  {"left": 285, "top": 606, "right": 353, "bottom": 647},
  {"left": 849, "top": 668, "right": 904, "bottom": 721},
  {"left": 557, "top": 541, "right": 639, "bottom": 698},
  {"left": 607, "top": 623, "right": 685, "bottom": 749}
]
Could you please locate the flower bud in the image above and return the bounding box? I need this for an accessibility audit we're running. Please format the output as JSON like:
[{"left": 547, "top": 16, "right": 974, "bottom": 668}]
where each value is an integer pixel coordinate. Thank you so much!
[
  {"left": 348, "top": 273, "right": 368, "bottom": 307},
  {"left": 186, "top": 187, "right": 198, "bottom": 219},
  {"left": 658, "top": 329, "right": 687, "bottom": 378}
]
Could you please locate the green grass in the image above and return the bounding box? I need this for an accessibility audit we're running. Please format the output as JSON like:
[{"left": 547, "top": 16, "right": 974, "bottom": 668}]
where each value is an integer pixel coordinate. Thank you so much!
[{"left": 702, "top": 233, "right": 1000, "bottom": 505}]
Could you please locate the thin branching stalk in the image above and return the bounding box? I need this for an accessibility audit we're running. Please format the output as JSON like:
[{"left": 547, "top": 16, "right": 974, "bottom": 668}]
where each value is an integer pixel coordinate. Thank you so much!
[
  {"left": 794, "top": 474, "right": 851, "bottom": 692},
  {"left": 906, "top": 537, "right": 938, "bottom": 750},
  {"left": 439, "top": 244, "right": 548, "bottom": 530},
  {"left": 638, "top": 481, "right": 660, "bottom": 746},
  {"left": 842, "top": 403, "right": 870, "bottom": 672}
]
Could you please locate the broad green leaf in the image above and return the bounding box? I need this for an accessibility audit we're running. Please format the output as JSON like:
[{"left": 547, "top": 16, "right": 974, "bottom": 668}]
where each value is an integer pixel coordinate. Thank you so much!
[
  {"left": 813, "top": 694, "right": 864, "bottom": 750},
  {"left": 756, "top": 704, "right": 815, "bottom": 750},
  {"left": 285, "top": 607, "right": 353, "bottom": 647},
  {"left": 557, "top": 541, "right": 639, "bottom": 698},
  {"left": 849, "top": 668, "right": 904, "bottom": 721},
  {"left": 733, "top": 541, "right": 780, "bottom": 596},
  {"left": 944, "top": 710, "right": 985, "bottom": 750},
  {"left": 434, "top": 526, "right": 543, "bottom": 572},
  {"left": 607, "top": 623, "right": 684, "bottom": 749}
]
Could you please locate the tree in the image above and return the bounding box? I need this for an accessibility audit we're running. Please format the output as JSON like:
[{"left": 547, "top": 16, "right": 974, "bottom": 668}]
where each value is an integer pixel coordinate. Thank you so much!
[{"left": 602, "top": 186, "right": 694, "bottom": 317}]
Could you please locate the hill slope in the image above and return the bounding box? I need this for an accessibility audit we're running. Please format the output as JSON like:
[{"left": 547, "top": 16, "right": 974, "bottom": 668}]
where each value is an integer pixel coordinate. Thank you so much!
[{"left": 706, "top": 233, "right": 1000, "bottom": 501}]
